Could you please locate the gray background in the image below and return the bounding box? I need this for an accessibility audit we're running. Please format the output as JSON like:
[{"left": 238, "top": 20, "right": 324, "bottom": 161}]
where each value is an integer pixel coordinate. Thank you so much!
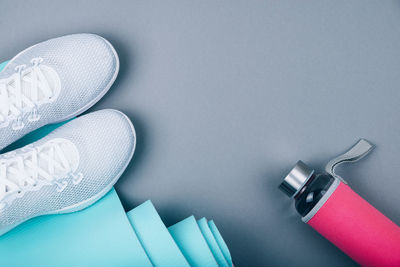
[{"left": 1, "top": 1, "right": 400, "bottom": 266}]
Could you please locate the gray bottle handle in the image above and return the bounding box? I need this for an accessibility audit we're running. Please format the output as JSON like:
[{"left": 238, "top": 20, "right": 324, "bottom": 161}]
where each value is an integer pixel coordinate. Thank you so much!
[{"left": 325, "top": 139, "right": 374, "bottom": 184}]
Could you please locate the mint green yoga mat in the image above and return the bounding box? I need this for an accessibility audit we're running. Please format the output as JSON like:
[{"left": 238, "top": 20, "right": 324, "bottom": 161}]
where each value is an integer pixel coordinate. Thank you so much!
[
  {"left": 127, "top": 200, "right": 189, "bottom": 267},
  {"left": 198, "top": 217, "right": 230, "bottom": 267},
  {"left": 126, "top": 201, "right": 233, "bottom": 267},
  {"left": 169, "top": 216, "right": 219, "bottom": 267},
  {"left": 0, "top": 188, "right": 151, "bottom": 266}
]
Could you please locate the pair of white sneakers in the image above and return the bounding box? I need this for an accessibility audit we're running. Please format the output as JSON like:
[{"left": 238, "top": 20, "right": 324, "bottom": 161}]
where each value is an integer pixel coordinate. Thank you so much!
[{"left": 0, "top": 34, "right": 136, "bottom": 236}]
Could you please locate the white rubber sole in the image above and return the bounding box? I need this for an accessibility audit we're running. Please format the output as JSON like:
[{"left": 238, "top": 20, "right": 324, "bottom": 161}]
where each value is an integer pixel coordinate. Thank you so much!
[{"left": 0, "top": 110, "right": 136, "bottom": 236}]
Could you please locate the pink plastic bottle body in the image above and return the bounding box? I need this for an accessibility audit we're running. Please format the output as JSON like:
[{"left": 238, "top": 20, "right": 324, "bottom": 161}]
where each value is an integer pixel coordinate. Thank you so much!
[{"left": 307, "top": 182, "right": 400, "bottom": 267}]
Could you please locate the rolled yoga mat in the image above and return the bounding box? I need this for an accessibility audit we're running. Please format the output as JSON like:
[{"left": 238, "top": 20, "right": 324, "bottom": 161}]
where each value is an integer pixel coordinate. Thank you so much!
[
  {"left": 126, "top": 201, "right": 233, "bottom": 267},
  {"left": 169, "top": 216, "right": 219, "bottom": 267},
  {"left": 0, "top": 60, "right": 232, "bottom": 266}
]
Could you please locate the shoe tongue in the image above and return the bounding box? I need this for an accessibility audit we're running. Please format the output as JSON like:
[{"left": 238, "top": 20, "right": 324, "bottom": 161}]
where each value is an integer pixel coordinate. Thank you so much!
[
  {"left": 36, "top": 141, "right": 78, "bottom": 177},
  {"left": 1, "top": 66, "right": 57, "bottom": 113},
  {"left": 21, "top": 73, "right": 35, "bottom": 102},
  {"left": 20, "top": 69, "right": 50, "bottom": 104},
  {"left": 56, "top": 142, "right": 79, "bottom": 171}
]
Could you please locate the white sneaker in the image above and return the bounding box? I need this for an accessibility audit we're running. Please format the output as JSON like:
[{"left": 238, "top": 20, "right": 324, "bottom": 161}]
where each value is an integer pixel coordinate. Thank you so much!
[
  {"left": 0, "top": 109, "right": 136, "bottom": 236},
  {"left": 0, "top": 34, "right": 119, "bottom": 150}
]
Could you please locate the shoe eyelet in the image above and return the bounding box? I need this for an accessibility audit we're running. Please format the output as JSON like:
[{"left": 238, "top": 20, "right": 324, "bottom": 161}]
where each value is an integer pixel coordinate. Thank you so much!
[
  {"left": 28, "top": 113, "right": 41, "bottom": 122},
  {"left": 72, "top": 172, "right": 84, "bottom": 185},
  {"left": 0, "top": 119, "right": 9, "bottom": 128},
  {"left": 30, "top": 57, "right": 43, "bottom": 66},
  {"left": 55, "top": 181, "right": 68, "bottom": 193},
  {"left": 14, "top": 64, "right": 26, "bottom": 73},
  {"left": 12, "top": 118, "right": 25, "bottom": 130}
]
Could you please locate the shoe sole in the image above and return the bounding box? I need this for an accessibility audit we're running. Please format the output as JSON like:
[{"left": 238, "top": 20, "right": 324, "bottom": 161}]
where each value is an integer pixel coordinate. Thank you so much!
[{"left": 0, "top": 110, "right": 136, "bottom": 236}]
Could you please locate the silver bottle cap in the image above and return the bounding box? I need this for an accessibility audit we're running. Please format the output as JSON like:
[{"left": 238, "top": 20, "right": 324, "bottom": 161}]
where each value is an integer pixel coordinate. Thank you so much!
[{"left": 279, "top": 160, "right": 314, "bottom": 198}]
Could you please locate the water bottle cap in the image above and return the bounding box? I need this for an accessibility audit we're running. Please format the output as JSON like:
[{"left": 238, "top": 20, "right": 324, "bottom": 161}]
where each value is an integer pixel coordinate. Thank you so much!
[{"left": 279, "top": 160, "right": 314, "bottom": 198}]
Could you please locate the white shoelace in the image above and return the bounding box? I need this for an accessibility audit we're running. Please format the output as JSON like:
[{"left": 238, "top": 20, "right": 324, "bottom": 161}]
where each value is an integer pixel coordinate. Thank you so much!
[
  {"left": 0, "top": 141, "right": 73, "bottom": 202},
  {"left": 0, "top": 58, "right": 53, "bottom": 130}
]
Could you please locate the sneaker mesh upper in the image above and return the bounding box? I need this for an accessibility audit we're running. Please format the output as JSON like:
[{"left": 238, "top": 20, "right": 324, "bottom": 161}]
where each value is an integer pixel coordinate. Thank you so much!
[
  {"left": 0, "top": 109, "right": 135, "bottom": 234},
  {"left": 0, "top": 34, "right": 119, "bottom": 150}
]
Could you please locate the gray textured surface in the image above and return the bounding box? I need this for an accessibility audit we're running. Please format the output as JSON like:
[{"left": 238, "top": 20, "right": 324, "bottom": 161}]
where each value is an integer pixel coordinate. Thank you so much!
[{"left": 1, "top": 1, "right": 400, "bottom": 266}]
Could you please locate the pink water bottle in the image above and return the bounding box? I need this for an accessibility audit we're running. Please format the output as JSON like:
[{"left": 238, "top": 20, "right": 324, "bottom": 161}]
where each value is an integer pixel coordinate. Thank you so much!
[{"left": 279, "top": 139, "right": 400, "bottom": 267}]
